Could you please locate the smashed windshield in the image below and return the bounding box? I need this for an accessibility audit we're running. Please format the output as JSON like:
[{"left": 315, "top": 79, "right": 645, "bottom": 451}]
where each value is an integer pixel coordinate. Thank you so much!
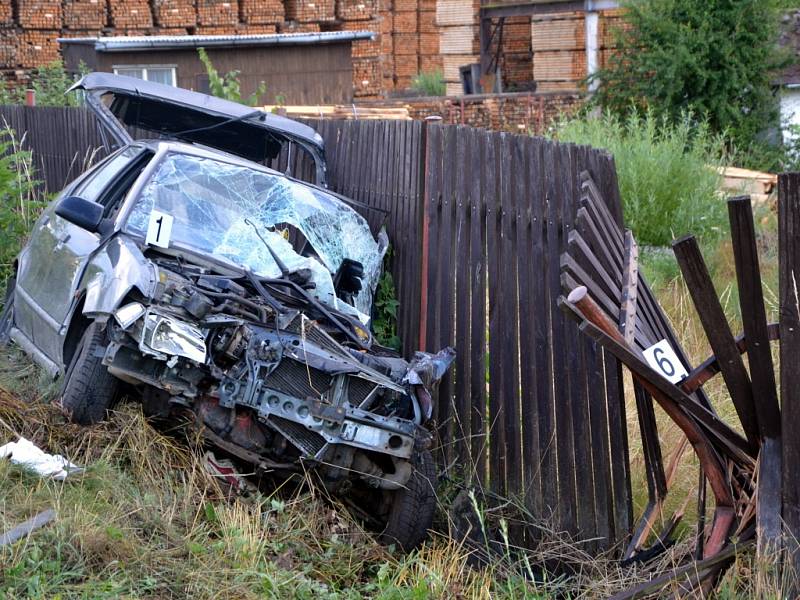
[{"left": 125, "top": 152, "right": 387, "bottom": 318}]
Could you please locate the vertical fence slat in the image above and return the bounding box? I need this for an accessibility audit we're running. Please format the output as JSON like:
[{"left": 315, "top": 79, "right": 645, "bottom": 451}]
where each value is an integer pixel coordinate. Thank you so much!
[{"left": 779, "top": 173, "right": 800, "bottom": 584}]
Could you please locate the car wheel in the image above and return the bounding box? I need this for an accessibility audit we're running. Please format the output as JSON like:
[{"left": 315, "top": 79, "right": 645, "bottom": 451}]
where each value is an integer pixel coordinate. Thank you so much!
[
  {"left": 60, "top": 321, "right": 119, "bottom": 425},
  {"left": 379, "top": 449, "right": 437, "bottom": 551},
  {"left": 0, "top": 275, "right": 15, "bottom": 346}
]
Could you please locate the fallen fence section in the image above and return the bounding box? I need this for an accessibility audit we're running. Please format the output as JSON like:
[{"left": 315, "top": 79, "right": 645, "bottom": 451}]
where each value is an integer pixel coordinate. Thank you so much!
[
  {"left": 561, "top": 173, "right": 799, "bottom": 595},
  {"left": 1, "top": 105, "right": 632, "bottom": 552}
]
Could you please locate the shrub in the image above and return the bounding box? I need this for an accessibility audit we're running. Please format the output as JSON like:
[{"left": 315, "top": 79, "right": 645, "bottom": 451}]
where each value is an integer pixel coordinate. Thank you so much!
[
  {"left": 0, "top": 126, "right": 44, "bottom": 291},
  {"left": 411, "top": 70, "right": 446, "bottom": 97},
  {"left": 552, "top": 110, "right": 727, "bottom": 248}
]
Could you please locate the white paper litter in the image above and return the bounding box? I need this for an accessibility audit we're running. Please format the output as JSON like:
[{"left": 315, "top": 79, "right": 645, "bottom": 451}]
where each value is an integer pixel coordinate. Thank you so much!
[{"left": 0, "top": 437, "right": 82, "bottom": 480}]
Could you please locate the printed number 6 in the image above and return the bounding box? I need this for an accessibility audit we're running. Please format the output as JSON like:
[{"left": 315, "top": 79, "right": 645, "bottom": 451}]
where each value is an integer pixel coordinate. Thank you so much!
[{"left": 653, "top": 347, "right": 675, "bottom": 377}]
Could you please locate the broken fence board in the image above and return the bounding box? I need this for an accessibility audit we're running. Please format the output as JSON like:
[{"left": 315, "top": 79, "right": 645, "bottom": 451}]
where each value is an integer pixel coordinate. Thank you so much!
[
  {"left": 672, "top": 235, "right": 760, "bottom": 451},
  {"left": 779, "top": 172, "right": 800, "bottom": 585}
]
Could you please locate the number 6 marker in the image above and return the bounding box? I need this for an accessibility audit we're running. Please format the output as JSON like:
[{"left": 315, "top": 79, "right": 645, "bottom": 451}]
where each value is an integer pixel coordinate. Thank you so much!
[
  {"left": 643, "top": 339, "right": 688, "bottom": 384},
  {"left": 145, "top": 210, "right": 173, "bottom": 248}
]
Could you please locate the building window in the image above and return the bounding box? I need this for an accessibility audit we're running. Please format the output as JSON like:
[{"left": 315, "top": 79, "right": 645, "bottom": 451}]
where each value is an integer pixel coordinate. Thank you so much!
[{"left": 113, "top": 66, "right": 177, "bottom": 86}]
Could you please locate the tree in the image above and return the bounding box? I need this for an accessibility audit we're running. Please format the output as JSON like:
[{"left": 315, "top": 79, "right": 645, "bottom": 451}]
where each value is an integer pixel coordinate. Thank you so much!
[
  {"left": 592, "top": 0, "right": 787, "bottom": 169},
  {"left": 197, "top": 48, "right": 266, "bottom": 106}
]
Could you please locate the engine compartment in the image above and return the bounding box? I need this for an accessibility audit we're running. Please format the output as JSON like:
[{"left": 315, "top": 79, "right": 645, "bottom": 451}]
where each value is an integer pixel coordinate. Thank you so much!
[{"left": 102, "top": 255, "right": 451, "bottom": 491}]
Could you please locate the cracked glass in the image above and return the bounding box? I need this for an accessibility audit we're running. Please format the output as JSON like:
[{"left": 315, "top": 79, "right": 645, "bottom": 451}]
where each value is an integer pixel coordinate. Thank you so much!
[{"left": 125, "top": 152, "right": 386, "bottom": 318}]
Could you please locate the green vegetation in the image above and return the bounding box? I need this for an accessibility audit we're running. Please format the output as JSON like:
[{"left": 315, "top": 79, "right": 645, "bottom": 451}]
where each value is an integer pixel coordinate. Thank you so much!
[
  {"left": 593, "top": 0, "right": 787, "bottom": 171},
  {"left": 198, "top": 48, "right": 267, "bottom": 106},
  {"left": 411, "top": 70, "right": 446, "bottom": 97},
  {"left": 372, "top": 248, "right": 401, "bottom": 351},
  {"left": 0, "top": 60, "right": 87, "bottom": 107},
  {"left": 0, "top": 127, "right": 44, "bottom": 290},
  {"left": 554, "top": 110, "right": 727, "bottom": 251}
]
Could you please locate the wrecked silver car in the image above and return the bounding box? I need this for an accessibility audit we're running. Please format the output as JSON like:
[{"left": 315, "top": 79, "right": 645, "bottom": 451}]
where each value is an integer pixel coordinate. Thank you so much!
[{"left": 0, "top": 73, "right": 454, "bottom": 550}]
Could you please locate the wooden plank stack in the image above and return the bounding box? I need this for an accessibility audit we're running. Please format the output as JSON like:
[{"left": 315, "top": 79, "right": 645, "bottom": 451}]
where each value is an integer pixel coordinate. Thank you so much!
[
  {"left": 532, "top": 11, "right": 586, "bottom": 92},
  {"left": 284, "top": 0, "right": 336, "bottom": 23},
  {"left": 598, "top": 8, "right": 627, "bottom": 71},
  {"left": 18, "top": 31, "right": 61, "bottom": 68},
  {"left": 196, "top": 0, "right": 239, "bottom": 26},
  {"left": 336, "top": 0, "right": 377, "bottom": 21},
  {"left": 152, "top": 0, "right": 197, "bottom": 28},
  {"left": 418, "top": 2, "right": 440, "bottom": 75},
  {"left": 0, "top": 2, "right": 12, "bottom": 27},
  {"left": 108, "top": 0, "right": 154, "bottom": 28},
  {"left": 338, "top": 19, "right": 381, "bottom": 98},
  {"left": 499, "top": 16, "right": 531, "bottom": 90},
  {"left": 63, "top": 0, "right": 107, "bottom": 31},
  {"left": 18, "top": 0, "right": 63, "bottom": 30},
  {"left": 241, "top": 0, "right": 285, "bottom": 25},
  {"left": 436, "top": 0, "right": 476, "bottom": 95}
]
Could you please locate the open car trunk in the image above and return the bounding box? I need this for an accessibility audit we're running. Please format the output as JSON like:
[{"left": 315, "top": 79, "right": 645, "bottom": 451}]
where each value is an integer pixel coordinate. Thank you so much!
[{"left": 71, "top": 72, "right": 328, "bottom": 185}]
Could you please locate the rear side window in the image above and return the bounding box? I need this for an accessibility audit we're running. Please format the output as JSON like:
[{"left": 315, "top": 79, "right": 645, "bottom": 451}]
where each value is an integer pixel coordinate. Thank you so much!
[{"left": 76, "top": 146, "right": 143, "bottom": 205}]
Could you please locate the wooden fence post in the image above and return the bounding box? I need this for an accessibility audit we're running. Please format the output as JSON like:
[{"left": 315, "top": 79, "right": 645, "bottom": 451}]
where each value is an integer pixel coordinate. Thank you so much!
[{"left": 779, "top": 173, "right": 800, "bottom": 585}]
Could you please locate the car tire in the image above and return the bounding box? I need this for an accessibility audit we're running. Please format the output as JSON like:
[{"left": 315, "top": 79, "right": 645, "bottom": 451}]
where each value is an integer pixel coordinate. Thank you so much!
[
  {"left": 379, "top": 449, "right": 437, "bottom": 551},
  {"left": 60, "top": 321, "right": 119, "bottom": 425},
  {"left": 0, "top": 275, "right": 15, "bottom": 346}
]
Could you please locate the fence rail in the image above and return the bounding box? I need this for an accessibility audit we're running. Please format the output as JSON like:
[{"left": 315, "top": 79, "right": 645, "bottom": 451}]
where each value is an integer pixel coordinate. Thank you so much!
[{"left": 0, "top": 104, "right": 631, "bottom": 550}]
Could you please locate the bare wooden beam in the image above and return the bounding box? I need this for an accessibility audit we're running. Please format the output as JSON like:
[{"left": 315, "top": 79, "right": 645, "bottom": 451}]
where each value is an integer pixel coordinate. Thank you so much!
[
  {"left": 779, "top": 172, "right": 800, "bottom": 584},
  {"left": 728, "top": 195, "right": 782, "bottom": 556},
  {"left": 672, "top": 235, "right": 760, "bottom": 451}
]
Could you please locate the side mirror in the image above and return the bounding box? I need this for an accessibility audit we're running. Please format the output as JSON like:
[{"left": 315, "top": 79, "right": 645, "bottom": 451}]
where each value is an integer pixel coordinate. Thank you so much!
[{"left": 55, "top": 195, "right": 104, "bottom": 233}]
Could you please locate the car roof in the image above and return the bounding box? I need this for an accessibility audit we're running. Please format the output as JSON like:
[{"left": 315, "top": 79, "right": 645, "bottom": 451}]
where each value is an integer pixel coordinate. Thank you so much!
[{"left": 73, "top": 72, "right": 324, "bottom": 153}]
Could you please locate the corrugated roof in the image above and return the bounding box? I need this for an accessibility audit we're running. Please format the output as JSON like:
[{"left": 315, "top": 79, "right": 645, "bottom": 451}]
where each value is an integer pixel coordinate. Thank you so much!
[{"left": 57, "top": 31, "right": 375, "bottom": 52}]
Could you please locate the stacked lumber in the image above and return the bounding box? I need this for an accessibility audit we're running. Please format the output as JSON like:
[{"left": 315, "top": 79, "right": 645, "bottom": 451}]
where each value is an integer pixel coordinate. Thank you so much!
[
  {"left": 498, "top": 16, "right": 530, "bottom": 88},
  {"left": 196, "top": 0, "right": 238, "bottom": 26},
  {"left": 63, "top": 0, "right": 106, "bottom": 30},
  {"left": 240, "top": 0, "right": 285, "bottom": 25},
  {"left": 196, "top": 23, "right": 277, "bottom": 34},
  {"left": 0, "top": 29, "right": 17, "bottom": 68},
  {"left": 717, "top": 166, "right": 777, "bottom": 206},
  {"left": 0, "top": 2, "right": 11, "bottom": 27},
  {"left": 261, "top": 103, "right": 411, "bottom": 119},
  {"left": 18, "top": 30, "right": 60, "bottom": 68},
  {"left": 389, "top": 0, "right": 418, "bottom": 90},
  {"left": 598, "top": 8, "right": 627, "bottom": 70},
  {"left": 336, "top": 0, "right": 377, "bottom": 21},
  {"left": 284, "top": 0, "right": 336, "bottom": 23},
  {"left": 338, "top": 19, "right": 381, "bottom": 98},
  {"left": 17, "top": 0, "right": 62, "bottom": 30},
  {"left": 532, "top": 11, "right": 585, "bottom": 92},
  {"left": 151, "top": 0, "right": 197, "bottom": 28},
  {"left": 108, "top": 0, "right": 154, "bottom": 28},
  {"left": 418, "top": 7, "right": 441, "bottom": 74},
  {"left": 436, "top": 0, "right": 476, "bottom": 95},
  {"left": 276, "top": 21, "right": 321, "bottom": 33}
]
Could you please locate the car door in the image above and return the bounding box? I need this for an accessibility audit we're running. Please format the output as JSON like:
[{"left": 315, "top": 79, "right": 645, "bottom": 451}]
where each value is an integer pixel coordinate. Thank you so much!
[{"left": 15, "top": 146, "right": 147, "bottom": 364}]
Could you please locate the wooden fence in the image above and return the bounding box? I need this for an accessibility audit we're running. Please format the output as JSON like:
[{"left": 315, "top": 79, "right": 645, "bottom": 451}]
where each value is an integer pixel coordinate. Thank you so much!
[{"left": 0, "top": 105, "right": 631, "bottom": 550}]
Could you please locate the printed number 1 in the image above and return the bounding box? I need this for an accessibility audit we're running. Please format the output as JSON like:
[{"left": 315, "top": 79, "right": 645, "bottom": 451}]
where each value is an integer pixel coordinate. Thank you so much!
[{"left": 155, "top": 215, "right": 163, "bottom": 242}]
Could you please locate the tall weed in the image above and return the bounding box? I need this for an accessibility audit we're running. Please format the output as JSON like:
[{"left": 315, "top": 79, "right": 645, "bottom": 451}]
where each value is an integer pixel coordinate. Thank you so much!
[
  {"left": 552, "top": 110, "right": 727, "bottom": 248},
  {"left": 0, "top": 124, "right": 44, "bottom": 291}
]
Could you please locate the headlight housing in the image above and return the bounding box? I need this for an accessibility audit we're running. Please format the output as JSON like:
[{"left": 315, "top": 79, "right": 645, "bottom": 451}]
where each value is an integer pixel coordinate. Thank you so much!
[{"left": 140, "top": 310, "right": 206, "bottom": 363}]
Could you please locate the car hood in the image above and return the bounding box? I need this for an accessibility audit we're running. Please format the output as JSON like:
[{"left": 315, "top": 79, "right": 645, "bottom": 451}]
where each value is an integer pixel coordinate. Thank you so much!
[{"left": 70, "top": 72, "right": 327, "bottom": 184}]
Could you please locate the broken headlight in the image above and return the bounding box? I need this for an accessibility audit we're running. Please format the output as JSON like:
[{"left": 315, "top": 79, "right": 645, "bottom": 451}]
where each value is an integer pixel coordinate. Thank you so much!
[{"left": 140, "top": 310, "right": 206, "bottom": 363}]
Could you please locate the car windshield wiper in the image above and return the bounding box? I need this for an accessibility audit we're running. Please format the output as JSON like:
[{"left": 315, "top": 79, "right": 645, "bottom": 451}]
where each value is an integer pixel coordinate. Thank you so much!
[{"left": 244, "top": 218, "right": 292, "bottom": 277}]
